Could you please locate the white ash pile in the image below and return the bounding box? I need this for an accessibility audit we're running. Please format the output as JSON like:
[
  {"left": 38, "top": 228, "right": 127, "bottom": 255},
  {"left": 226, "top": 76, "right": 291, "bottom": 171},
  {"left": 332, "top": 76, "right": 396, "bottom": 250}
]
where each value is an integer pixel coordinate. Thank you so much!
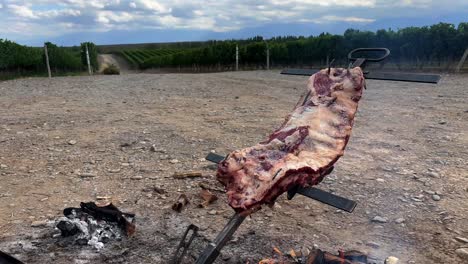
[{"left": 55, "top": 202, "right": 135, "bottom": 250}]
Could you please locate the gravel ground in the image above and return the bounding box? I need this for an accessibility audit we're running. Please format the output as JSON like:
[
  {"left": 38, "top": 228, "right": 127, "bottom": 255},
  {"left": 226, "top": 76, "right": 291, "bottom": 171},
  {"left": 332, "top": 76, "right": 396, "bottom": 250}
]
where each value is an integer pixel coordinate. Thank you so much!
[{"left": 0, "top": 71, "right": 467, "bottom": 263}]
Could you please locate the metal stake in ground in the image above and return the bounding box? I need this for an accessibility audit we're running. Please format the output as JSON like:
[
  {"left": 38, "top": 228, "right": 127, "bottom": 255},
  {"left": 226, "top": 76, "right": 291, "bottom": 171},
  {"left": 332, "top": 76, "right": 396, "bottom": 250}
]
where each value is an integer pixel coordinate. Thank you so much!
[
  {"left": 195, "top": 213, "right": 246, "bottom": 264},
  {"left": 44, "top": 43, "right": 51, "bottom": 78}
]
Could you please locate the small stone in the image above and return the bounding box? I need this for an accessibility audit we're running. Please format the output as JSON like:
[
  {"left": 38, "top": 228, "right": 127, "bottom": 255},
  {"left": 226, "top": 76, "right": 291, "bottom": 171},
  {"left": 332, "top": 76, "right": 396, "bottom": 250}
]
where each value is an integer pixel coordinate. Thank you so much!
[
  {"left": 159, "top": 155, "right": 170, "bottom": 160},
  {"left": 432, "top": 194, "right": 441, "bottom": 201},
  {"left": 170, "top": 159, "right": 179, "bottom": 164},
  {"left": 455, "top": 248, "right": 468, "bottom": 260},
  {"left": 68, "top": 140, "right": 77, "bottom": 145},
  {"left": 395, "top": 218, "right": 405, "bottom": 224},
  {"left": 385, "top": 256, "right": 399, "bottom": 264},
  {"left": 397, "top": 197, "right": 408, "bottom": 203},
  {"left": 376, "top": 178, "right": 385, "bottom": 183},
  {"left": 366, "top": 241, "right": 380, "bottom": 248},
  {"left": 455, "top": 237, "right": 468, "bottom": 243},
  {"left": 150, "top": 145, "right": 166, "bottom": 153},
  {"left": 108, "top": 168, "right": 121, "bottom": 173},
  {"left": 131, "top": 175, "right": 143, "bottom": 180},
  {"left": 208, "top": 210, "right": 217, "bottom": 215},
  {"left": 31, "top": 220, "right": 48, "bottom": 227},
  {"left": 371, "top": 216, "right": 388, "bottom": 223},
  {"left": 0, "top": 164, "right": 7, "bottom": 169},
  {"left": 426, "top": 171, "right": 440, "bottom": 178},
  {"left": 121, "top": 163, "right": 130, "bottom": 167}
]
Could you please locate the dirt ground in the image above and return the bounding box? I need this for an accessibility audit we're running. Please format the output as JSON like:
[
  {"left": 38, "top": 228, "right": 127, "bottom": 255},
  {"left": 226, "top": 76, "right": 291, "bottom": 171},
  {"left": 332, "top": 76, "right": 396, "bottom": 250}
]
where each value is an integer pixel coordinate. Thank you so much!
[{"left": 0, "top": 71, "right": 466, "bottom": 264}]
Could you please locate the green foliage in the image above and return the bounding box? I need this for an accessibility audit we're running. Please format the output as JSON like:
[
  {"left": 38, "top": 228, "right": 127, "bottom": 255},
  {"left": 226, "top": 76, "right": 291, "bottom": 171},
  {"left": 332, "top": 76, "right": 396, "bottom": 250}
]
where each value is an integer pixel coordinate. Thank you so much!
[
  {"left": 118, "top": 49, "right": 182, "bottom": 68},
  {"left": 80, "top": 42, "right": 99, "bottom": 71},
  {"left": 44, "top": 42, "right": 83, "bottom": 72},
  {"left": 102, "top": 64, "right": 120, "bottom": 75},
  {"left": 0, "top": 39, "right": 44, "bottom": 71},
  {"left": 2, "top": 21, "right": 467, "bottom": 78},
  {"left": 140, "top": 42, "right": 237, "bottom": 69},
  {"left": 0, "top": 40, "right": 88, "bottom": 78},
  {"left": 117, "top": 22, "right": 468, "bottom": 69}
]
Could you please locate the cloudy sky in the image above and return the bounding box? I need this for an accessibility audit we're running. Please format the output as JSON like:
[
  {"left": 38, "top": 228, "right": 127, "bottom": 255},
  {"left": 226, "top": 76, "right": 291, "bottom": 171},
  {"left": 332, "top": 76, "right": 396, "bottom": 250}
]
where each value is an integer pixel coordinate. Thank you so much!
[{"left": 0, "top": 0, "right": 466, "bottom": 46}]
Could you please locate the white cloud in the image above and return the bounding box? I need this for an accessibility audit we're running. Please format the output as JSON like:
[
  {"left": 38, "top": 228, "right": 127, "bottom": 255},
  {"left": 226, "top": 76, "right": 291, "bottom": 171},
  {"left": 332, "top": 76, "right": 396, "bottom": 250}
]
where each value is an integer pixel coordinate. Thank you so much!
[
  {"left": 8, "top": 4, "right": 38, "bottom": 19},
  {"left": 96, "top": 11, "right": 135, "bottom": 24},
  {"left": 135, "top": 0, "right": 170, "bottom": 13},
  {"left": 38, "top": 9, "right": 81, "bottom": 18},
  {"left": 1, "top": 0, "right": 467, "bottom": 44},
  {"left": 320, "top": 15, "right": 375, "bottom": 23},
  {"left": 269, "top": 0, "right": 376, "bottom": 7}
]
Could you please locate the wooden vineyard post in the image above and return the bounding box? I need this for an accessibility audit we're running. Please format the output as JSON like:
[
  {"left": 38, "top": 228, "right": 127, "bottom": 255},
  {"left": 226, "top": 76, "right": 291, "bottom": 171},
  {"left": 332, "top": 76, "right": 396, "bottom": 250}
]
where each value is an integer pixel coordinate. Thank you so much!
[
  {"left": 44, "top": 43, "right": 51, "bottom": 78},
  {"left": 86, "top": 44, "right": 92, "bottom": 75},
  {"left": 236, "top": 45, "right": 239, "bottom": 71},
  {"left": 456, "top": 47, "right": 468, "bottom": 73},
  {"left": 264, "top": 39, "right": 269, "bottom": 70},
  {"left": 266, "top": 45, "right": 270, "bottom": 70}
]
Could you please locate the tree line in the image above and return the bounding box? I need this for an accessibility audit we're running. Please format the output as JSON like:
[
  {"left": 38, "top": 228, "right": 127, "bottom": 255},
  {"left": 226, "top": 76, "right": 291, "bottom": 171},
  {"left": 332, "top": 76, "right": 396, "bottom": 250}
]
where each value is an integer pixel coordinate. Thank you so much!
[
  {"left": 0, "top": 40, "right": 99, "bottom": 78},
  {"left": 1, "top": 21, "right": 467, "bottom": 77},
  {"left": 140, "top": 22, "right": 468, "bottom": 70}
]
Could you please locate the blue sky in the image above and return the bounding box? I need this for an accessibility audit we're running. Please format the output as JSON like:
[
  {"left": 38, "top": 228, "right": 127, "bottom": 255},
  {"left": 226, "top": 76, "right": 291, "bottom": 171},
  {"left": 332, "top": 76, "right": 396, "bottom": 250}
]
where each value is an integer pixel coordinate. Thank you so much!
[{"left": 0, "top": 0, "right": 466, "bottom": 46}]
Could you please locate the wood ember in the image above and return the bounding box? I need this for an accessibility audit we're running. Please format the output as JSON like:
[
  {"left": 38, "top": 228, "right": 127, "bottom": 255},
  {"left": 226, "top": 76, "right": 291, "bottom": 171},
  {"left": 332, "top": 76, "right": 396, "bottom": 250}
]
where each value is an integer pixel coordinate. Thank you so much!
[
  {"left": 172, "top": 194, "right": 189, "bottom": 212},
  {"left": 173, "top": 171, "right": 202, "bottom": 179},
  {"left": 198, "top": 189, "right": 218, "bottom": 208}
]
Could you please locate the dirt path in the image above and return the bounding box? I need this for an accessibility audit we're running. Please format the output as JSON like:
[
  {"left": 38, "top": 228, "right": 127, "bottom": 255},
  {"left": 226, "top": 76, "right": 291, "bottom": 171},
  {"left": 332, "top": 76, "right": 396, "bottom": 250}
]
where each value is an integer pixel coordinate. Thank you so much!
[
  {"left": 97, "top": 54, "right": 132, "bottom": 73},
  {"left": 0, "top": 71, "right": 466, "bottom": 263}
]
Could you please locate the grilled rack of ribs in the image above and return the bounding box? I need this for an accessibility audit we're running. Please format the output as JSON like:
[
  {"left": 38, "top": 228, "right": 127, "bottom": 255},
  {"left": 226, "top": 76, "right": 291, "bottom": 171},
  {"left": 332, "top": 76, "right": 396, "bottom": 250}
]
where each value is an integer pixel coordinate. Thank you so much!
[{"left": 217, "top": 67, "right": 365, "bottom": 211}]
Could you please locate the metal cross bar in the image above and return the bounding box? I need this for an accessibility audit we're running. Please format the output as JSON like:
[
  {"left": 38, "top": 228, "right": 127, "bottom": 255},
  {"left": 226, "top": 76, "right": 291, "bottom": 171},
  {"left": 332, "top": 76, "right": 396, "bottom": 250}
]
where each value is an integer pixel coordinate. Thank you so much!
[
  {"left": 280, "top": 47, "right": 441, "bottom": 84},
  {"left": 280, "top": 68, "right": 441, "bottom": 84},
  {"left": 287, "top": 186, "right": 356, "bottom": 213}
]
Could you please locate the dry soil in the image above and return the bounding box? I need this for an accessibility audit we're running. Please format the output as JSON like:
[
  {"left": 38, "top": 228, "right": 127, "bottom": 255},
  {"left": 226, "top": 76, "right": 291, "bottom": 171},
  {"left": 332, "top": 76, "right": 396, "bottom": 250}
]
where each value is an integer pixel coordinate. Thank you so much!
[{"left": 0, "top": 71, "right": 467, "bottom": 263}]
